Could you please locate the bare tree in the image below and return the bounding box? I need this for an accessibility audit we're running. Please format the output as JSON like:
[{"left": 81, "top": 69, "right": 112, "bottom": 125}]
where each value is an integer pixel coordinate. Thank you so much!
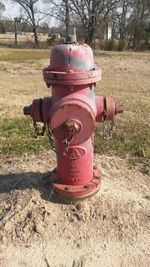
[
  {"left": 43, "top": 0, "right": 123, "bottom": 46},
  {"left": 124, "top": 0, "right": 150, "bottom": 49},
  {"left": 11, "top": 0, "right": 42, "bottom": 46},
  {"left": 0, "top": 1, "right": 5, "bottom": 16},
  {"left": 43, "top": 0, "right": 150, "bottom": 50}
]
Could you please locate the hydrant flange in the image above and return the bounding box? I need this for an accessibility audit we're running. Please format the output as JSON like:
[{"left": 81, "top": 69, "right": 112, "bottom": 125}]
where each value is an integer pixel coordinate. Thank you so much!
[{"left": 52, "top": 168, "right": 102, "bottom": 201}]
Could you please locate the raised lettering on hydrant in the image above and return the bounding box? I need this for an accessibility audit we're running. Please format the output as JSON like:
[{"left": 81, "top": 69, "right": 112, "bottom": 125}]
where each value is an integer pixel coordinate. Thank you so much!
[{"left": 23, "top": 43, "right": 123, "bottom": 200}]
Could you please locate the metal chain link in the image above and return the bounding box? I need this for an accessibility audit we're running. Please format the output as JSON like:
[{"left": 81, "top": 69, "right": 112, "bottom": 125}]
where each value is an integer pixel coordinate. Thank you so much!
[
  {"left": 47, "top": 126, "right": 74, "bottom": 157},
  {"left": 33, "top": 121, "right": 46, "bottom": 137},
  {"left": 32, "top": 122, "right": 67, "bottom": 156},
  {"left": 103, "top": 118, "right": 116, "bottom": 141},
  {"left": 47, "top": 126, "right": 55, "bottom": 149},
  {"left": 32, "top": 117, "right": 116, "bottom": 152}
]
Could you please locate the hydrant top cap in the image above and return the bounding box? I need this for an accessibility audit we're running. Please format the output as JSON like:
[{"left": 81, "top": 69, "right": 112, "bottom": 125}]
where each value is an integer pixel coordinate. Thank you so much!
[
  {"left": 43, "top": 43, "right": 101, "bottom": 86},
  {"left": 50, "top": 43, "right": 95, "bottom": 72}
]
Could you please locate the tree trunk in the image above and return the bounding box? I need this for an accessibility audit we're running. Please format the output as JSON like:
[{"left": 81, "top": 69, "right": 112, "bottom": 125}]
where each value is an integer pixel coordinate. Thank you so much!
[
  {"left": 31, "top": 5, "right": 39, "bottom": 47},
  {"left": 33, "top": 24, "right": 39, "bottom": 47}
]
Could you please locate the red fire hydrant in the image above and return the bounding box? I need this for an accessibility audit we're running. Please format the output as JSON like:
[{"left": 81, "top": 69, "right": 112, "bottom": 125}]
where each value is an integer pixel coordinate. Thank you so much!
[{"left": 24, "top": 43, "right": 123, "bottom": 200}]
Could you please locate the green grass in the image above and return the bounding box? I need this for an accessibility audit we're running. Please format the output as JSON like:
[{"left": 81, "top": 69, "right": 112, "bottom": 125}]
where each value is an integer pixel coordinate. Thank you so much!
[
  {"left": 94, "top": 116, "right": 150, "bottom": 172},
  {"left": 0, "top": 117, "right": 149, "bottom": 173},
  {"left": 95, "top": 118, "right": 150, "bottom": 157},
  {"left": 0, "top": 117, "right": 51, "bottom": 156},
  {"left": 0, "top": 48, "right": 50, "bottom": 62}
]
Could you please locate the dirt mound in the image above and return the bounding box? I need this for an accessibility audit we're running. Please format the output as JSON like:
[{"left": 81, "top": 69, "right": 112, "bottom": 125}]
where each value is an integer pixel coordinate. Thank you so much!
[{"left": 0, "top": 151, "right": 150, "bottom": 266}]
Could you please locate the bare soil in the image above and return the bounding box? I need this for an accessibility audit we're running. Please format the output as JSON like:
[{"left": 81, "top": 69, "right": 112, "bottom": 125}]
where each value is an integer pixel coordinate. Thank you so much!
[
  {"left": 0, "top": 151, "right": 150, "bottom": 267},
  {"left": 0, "top": 50, "right": 150, "bottom": 266}
]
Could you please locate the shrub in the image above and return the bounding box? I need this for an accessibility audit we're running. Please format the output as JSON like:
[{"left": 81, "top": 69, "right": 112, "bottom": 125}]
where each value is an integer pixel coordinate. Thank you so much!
[
  {"left": 117, "top": 39, "right": 126, "bottom": 51},
  {"left": 104, "top": 39, "right": 118, "bottom": 51}
]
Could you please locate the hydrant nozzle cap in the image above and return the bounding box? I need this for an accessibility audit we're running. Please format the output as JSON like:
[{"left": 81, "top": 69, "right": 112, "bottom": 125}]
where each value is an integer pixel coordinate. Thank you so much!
[
  {"left": 64, "top": 119, "right": 81, "bottom": 135},
  {"left": 115, "top": 104, "right": 124, "bottom": 114},
  {"left": 23, "top": 105, "right": 32, "bottom": 116}
]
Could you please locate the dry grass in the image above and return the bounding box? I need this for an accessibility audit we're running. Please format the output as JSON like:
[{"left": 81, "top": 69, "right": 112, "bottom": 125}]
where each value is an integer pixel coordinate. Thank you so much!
[
  {"left": 0, "top": 48, "right": 149, "bottom": 171},
  {"left": 0, "top": 33, "right": 48, "bottom": 46},
  {"left": 94, "top": 51, "right": 150, "bottom": 162},
  {"left": 0, "top": 47, "right": 49, "bottom": 61}
]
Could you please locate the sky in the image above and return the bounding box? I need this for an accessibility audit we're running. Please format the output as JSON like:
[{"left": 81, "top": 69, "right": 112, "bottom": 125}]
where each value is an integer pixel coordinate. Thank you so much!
[
  {"left": 1, "top": 0, "right": 44, "bottom": 19},
  {"left": 1, "top": 0, "right": 58, "bottom": 27},
  {"left": 2, "top": 1, "right": 20, "bottom": 18}
]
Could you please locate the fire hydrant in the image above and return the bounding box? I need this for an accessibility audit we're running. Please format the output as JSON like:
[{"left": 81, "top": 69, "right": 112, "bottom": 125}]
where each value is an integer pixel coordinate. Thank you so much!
[{"left": 24, "top": 43, "right": 123, "bottom": 200}]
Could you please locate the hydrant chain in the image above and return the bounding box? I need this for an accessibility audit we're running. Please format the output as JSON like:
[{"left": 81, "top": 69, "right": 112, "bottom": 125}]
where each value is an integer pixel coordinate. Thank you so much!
[
  {"left": 53, "top": 128, "right": 76, "bottom": 157},
  {"left": 103, "top": 118, "right": 116, "bottom": 141},
  {"left": 47, "top": 127, "right": 70, "bottom": 156},
  {"left": 47, "top": 127, "right": 56, "bottom": 150},
  {"left": 33, "top": 121, "right": 46, "bottom": 137},
  {"left": 54, "top": 139, "right": 70, "bottom": 157}
]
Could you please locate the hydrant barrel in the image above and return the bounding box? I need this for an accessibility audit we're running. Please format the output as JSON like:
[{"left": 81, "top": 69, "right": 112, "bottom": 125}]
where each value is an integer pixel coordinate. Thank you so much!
[{"left": 56, "top": 138, "right": 93, "bottom": 186}]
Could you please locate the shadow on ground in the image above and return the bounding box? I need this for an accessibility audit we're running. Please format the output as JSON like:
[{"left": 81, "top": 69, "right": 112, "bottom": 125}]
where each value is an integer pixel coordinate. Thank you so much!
[{"left": 0, "top": 171, "right": 67, "bottom": 204}]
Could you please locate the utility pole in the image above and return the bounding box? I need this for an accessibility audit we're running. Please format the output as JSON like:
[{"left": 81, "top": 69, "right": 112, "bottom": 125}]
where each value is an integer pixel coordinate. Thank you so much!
[
  {"left": 64, "top": 0, "right": 77, "bottom": 43},
  {"left": 14, "top": 17, "right": 21, "bottom": 47}
]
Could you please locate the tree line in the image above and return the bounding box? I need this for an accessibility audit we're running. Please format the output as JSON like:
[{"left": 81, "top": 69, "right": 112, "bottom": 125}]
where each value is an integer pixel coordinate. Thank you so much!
[{"left": 0, "top": 0, "right": 150, "bottom": 50}]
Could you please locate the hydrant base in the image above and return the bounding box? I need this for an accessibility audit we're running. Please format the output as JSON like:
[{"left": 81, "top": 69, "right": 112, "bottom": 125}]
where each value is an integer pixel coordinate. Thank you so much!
[{"left": 52, "top": 168, "right": 102, "bottom": 201}]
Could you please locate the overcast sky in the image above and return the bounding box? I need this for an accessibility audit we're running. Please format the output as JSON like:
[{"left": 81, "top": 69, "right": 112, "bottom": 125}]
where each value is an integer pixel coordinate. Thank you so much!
[
  {"left": 2, "top": 1, "right": 19, "bottom": 18},
  {"left": 1, "top": 0, "right": 44, "bottom": 19}
]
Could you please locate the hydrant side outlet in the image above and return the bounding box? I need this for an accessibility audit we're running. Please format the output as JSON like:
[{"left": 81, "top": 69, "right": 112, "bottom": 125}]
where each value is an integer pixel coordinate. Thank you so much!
[{"left": 23, "top": 43, "right": 123, "bottom": 201}]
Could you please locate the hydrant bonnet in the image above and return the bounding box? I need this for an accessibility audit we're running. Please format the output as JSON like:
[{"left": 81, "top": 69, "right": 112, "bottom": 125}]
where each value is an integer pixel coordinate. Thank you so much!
[{"left": 43, "top": 43, "right": 101, "bottom": 86}]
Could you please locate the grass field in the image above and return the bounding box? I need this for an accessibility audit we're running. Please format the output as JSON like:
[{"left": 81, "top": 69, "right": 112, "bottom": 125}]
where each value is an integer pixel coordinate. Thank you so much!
[
  {"left": 0, "top": 33, "right": 48, "bottom": 47},
  {"left": 0, "top": 48, "right": 150, "bottom": 173}
]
